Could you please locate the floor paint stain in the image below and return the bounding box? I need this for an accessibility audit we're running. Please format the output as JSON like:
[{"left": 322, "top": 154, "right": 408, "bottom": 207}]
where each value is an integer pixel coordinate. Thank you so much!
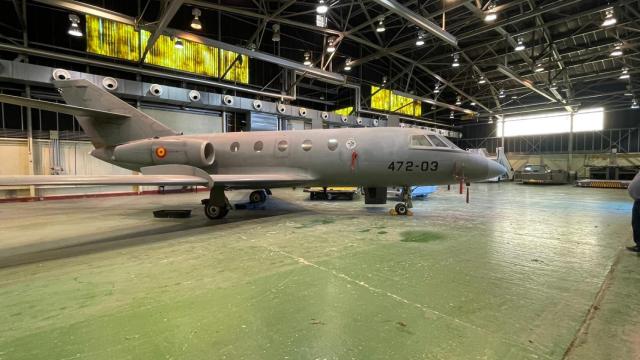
[
  {"left": 400, "top": 230, "right": 445, "bottom": 243},
  {"left": 294, "top": 218, "right": 336, "bottom": 229}
]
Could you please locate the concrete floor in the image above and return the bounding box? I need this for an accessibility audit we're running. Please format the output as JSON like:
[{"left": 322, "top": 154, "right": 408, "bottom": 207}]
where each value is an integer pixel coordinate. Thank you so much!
[{"left": 0, "top": 183, "right": 638, "bottom": 359}]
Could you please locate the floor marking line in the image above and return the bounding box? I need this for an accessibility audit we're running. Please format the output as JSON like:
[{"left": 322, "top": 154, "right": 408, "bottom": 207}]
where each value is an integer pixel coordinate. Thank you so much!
[
  {"left": 266, "top": 246, "right": 552, "bottom": 358},
  {"left": 561, "top": 249, "right": 624, "bottom": 359}
]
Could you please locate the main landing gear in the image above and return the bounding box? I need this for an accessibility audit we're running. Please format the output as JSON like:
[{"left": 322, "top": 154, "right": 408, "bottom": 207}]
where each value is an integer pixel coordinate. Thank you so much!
[
  {"left": 202, "top": 186, "right": 230, "bottom": 219},
  {"left": 394, "top": 185, "right": 413, "bottom": 216},
  {"left": 202, "top": 187, "right": 268, "bottom": 219}
]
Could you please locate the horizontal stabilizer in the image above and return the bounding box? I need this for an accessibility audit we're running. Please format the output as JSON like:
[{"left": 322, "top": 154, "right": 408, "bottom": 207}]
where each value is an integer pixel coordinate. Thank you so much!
[{"left": 0, "top": 94, "right": 129, "bottom": 120}]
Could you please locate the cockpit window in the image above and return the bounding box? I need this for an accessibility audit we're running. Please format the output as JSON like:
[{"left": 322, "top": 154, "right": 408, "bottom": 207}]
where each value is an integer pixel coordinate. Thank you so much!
[
  {"left": 410, "top": 135, "right": 433, "bottom": 147},
  {"left": 439, "top": 136, "right": 461, "bottom": 150},
  {"left": 427, "top": 135, "right": 448, "bottom": 147}
]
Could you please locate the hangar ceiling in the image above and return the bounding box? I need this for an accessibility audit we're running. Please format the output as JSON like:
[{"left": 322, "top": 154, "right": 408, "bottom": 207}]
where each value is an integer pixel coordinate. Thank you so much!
[{"left": 0, "top": 0, "right": 638, "bottom": 126}]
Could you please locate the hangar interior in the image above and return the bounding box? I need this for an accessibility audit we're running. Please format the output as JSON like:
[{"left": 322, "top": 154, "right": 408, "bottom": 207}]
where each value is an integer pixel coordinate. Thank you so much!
[{"left": 0, "top": 0, "right": 639, "bottom": 359}]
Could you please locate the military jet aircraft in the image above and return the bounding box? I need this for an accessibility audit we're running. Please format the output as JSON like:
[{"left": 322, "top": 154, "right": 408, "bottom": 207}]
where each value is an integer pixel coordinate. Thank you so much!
[{"left": 0, "top": 79, "right": 506, "bottom": 218}]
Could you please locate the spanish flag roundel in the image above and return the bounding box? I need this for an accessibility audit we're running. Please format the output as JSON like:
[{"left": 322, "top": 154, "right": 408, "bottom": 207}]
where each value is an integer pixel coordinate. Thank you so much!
[{"left": 155, "top": 146, "right": 167, "bottom": 158}]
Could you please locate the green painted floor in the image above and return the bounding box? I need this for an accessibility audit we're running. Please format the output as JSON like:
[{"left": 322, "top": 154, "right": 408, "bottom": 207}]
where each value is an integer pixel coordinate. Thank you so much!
[{"left": 0, "top": 183, "right": 638, "bottom": 359}]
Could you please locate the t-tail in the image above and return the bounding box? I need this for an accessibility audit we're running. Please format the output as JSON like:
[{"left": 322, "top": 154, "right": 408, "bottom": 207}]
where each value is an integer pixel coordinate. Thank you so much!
[{"left": 54, "top": 79, "right": 177, "bottom": 148}]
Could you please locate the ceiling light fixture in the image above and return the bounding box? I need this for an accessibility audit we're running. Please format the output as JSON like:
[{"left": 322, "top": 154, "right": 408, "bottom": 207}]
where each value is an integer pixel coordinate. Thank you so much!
[
  {"left": 485, "top": 2, "right": 498, "bottom": 22},
  {"left": 317, "top": 0, "right": 328, "bottom": 14},
  {"left": 303, "top": 51, "right": 312, "bottom": 66},
  {"left": 514, "top": 37, "right": 525, "bottom": 51},
  {"left": 601, "top": 8, "right": 617, "bottom": 27},
  {"left": 478, "top": 75, "right": 486, "bottom": 84},
  {"left": 470, "top": 101, "right": 476, "bottom": 106},
  {"left": 549, "top": 82, "right": 558, "bottom": 90},
  {"left": 191, "top": 8, "right": 202, "bottom": 30},
  {"left": 632, "top": 98, "right": 639, "bottom": 109},
  {"left": 534, "top": 63, "right": 544, "bottom": 73},
  {"left": 416, "top": 31, "right": 425, "bottom": 46},
  {"left": 344, "top": 58, "right": 352, "bottom": 71},
  {"left": 174, "top": 38, "right": 184, "bottom": 49},
  {"left": 326, "top": 37, "right": 336, "bottom": 53},
  {"left": 450, "top": 111, "right": 455, "bottom": 119},
  {"left": 620, "top": 67, "right": 630, "bottom": 79},
  {"left": 499, "top": 88, "right": 506, "bottom": 98},
  {"left": 376, "top": 17, "right": 386, "bottom": 32},
  {"left": 610, "top": 43, "right": 623, "bottom": 57},
  {"left": 455, "top": 96, "right": 462, "bottom": 105},
  {"left": 434, "top": 82, "right": 440, "bottom": 93},
  {"left": 67, "top": 14, "right": 83, "bottom": 37},
  {"left": 271, "top": 24, "right": 280, "bottom": 42},
  {"left": 625, "top": 86, "right": 634, "bottom": 96},
  {"left": 452, "top": 53, "right": 460, "bottom": 68}
]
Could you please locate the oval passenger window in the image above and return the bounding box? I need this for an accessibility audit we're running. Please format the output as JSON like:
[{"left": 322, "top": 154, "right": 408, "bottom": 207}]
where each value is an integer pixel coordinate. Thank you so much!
[
  {"left": 302, "top": 140, "right": 312, "bottom": 151},
  {"left": 230, "top": 142, "right": 240, "bottom": 152},
  {"left": 327, "top": 139, "right": 338, "bottom": 151},
  {"left": 277, "top": 140, "right": 288, "bottom": 152},
  {"left": 254, "top": 141, "right": 263, "bottom": 152}
]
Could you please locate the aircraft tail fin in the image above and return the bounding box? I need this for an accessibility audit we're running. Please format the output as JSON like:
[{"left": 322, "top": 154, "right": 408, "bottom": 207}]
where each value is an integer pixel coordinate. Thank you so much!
[{"left": 54, "top": 79, "right": 177, "bottom": 148}]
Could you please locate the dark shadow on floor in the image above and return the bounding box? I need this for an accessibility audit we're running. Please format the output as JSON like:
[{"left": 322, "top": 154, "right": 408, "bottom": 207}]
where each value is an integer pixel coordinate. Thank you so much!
[{"left": 0, "top": 198, "right": 307, "bottom": 268}]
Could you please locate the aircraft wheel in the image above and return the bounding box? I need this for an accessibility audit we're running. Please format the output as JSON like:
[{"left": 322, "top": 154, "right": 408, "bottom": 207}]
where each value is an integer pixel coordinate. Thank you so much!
[
  {"left": 395, "top": 203, "right": 408, "bottom": 216},
  {"left": 249, "top": 190, "right": 267, "bottom": 203},
  {"left": 326, "top": 193, "right": 333, "bottom": 201},
  {"left": 204, "top": 203, "right": 228, "bottom": 219}
]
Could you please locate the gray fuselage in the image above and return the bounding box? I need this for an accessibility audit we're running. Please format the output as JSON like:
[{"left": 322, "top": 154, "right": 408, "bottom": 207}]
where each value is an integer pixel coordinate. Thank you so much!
[{"left": 98, "top": 127, "right": 504, "bottom": 188}]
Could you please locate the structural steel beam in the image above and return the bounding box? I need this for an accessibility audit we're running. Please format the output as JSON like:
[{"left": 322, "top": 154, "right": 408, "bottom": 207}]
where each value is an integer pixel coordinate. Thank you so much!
[
  {"left": 140, "top": 0, "right": 184, "bottom": 63},
  {"left": 393, "top": 90, "right": 476, "bottom": 115},
  {"left": 0, "top": 43, "right": 296, "bottom": 100},
  {"left": 496, "top": 64, "right": 558, "bottom": 103},
  {"left": 370, "top": 0, "right": 457, "bottom": 46},
  {"left": 33, "top": 0, "right": 136, "bottom": 25},
  {"left": 32, "top": 0, "right": 347, "bottom": 84}
]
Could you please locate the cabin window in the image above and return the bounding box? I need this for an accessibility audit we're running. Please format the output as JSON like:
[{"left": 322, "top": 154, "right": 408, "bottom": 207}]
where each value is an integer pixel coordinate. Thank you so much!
[
  {"left": 302, "top": 140, "right": 312, "bottom": 151},
  {"left": 439, "top": 136, "right": 461, "bottom": 150},
  {"left": 254, "top": 141, "right": 263, "bottom": 152},
  {"left": 327, "top": 139, "right": 338, "bottom": 151},
  {"left": 410, "top": 135, "right": 432, "bottom": 147},
  {"left": 230, "top": 142, "right": 240, "bottom": 152},
  {"left": 277, "top": 140, "right": 288, "bottom": 152},
  {"left": 427, "top": 135, "right": 448, "bottom": 147}
]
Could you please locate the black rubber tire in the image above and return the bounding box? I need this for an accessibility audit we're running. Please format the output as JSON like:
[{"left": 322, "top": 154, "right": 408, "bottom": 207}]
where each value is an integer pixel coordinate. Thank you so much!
[
  {"left": 326, "top": 193, "right": 333, "bottom": 201},
  {"left": 395, "top": 203, "right": 408, "bottom": 215},
  {"left": 204, "top": 203, "right": 228, "bottom": 219},
  {"left": 249, "top": 190, "right": 267, "bottom": 203}
]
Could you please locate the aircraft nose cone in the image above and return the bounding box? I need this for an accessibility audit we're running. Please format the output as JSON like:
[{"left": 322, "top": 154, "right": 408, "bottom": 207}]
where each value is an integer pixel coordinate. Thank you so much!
[{"left": 487, "top": 160, "right": 507, "bottom": 179}]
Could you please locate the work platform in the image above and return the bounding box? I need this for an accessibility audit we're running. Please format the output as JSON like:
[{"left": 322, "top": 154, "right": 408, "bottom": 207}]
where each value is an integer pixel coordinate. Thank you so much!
[
  {"left": 0, "top": 184, "right": 637, "bottom": 359},
  {"left": 576, "top": 179, "right": 631, "bottom": 189}
]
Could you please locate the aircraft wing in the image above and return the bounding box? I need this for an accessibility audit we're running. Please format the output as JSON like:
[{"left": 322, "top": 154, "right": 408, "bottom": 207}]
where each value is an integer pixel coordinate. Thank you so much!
[
  {"left": 210, "top": 174, "right": 316, "bottom": 188},
  {"left": 0, "top": 94, "right": 129, "bottom": 120},
  {"left": 0, "top": 173, "right": 315, "bottom": 189},
  {"left": 0, "top": 175, "right": 210, "bottom": 187}
]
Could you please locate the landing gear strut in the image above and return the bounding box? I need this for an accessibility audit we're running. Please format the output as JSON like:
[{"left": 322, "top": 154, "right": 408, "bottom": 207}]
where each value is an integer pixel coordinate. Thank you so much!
[
  {"left": 395, "top": 185, "right": 413, "bottom": 216},
  {"left": 202, "top": 186, "right": 230, "bottom": 219}
]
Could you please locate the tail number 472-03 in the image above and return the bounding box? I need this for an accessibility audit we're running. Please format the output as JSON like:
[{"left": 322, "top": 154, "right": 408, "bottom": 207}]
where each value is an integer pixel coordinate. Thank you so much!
[{"left": 388, "top": 161, "right": 438, "bottom": 172}]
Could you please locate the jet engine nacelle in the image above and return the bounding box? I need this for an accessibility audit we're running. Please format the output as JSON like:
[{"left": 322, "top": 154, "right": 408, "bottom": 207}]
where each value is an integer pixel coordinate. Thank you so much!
[{"left": 113, "top": 138, "right": 215, "bottom": 168}]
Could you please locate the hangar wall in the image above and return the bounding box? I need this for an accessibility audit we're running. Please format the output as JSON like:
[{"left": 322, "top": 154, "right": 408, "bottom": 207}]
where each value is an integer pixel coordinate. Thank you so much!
[{"left": 0, "top": 108, "right": 222, "bottom": 200}]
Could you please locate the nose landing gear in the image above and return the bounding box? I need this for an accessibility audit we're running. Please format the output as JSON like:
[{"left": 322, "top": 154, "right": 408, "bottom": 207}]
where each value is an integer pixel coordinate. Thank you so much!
[{"left": 393, "top": 185, "right": 413, "bottom": 216}]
